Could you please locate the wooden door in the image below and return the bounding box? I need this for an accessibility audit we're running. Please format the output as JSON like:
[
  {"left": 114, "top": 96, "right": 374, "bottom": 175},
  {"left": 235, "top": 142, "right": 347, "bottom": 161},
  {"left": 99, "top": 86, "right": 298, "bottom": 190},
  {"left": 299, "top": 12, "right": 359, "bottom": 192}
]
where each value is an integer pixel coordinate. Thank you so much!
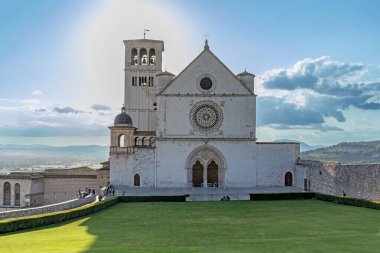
[
  {"left": 134, "top": 174, "right": 140, "bottom": 187},
  {"left": 207, "top": 161, "right": 218, "bottom": 187},
  {"left": 304, "top": 179, "right": 308, "bottom": 191},
  {"left": 192, "top": 161, "right": 204, "bottom": 187},
  {"left": 285, "top": 172, "right": 293, "bottom": 186}
]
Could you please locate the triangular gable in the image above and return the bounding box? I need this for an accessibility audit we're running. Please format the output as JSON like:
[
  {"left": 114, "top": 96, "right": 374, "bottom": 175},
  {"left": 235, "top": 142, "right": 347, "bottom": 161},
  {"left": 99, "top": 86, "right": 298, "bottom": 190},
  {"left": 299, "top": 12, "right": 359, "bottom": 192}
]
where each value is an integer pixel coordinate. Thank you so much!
[{"left": 158, "top": 49, "right": 253, "bottom": 95}]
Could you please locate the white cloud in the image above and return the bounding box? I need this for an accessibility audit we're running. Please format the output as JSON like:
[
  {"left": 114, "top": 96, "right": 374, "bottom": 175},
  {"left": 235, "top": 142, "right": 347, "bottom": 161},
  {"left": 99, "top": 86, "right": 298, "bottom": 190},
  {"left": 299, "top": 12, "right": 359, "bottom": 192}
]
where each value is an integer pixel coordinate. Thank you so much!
[
  {"left": 31, "top": 89, "right": 43, "bottom": 96},
  {"left": 0, "top": 98, "right": 115, "bottom": 137}
]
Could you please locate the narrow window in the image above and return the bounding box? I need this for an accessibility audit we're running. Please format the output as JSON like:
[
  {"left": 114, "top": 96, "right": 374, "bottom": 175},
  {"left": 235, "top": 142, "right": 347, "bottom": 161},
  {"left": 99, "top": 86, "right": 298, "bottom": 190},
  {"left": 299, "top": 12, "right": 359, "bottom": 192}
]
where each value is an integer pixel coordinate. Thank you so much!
[
  {"left": 132, "top": 76, "right": 135, "bottom": 86},
  {"left": 134, "top": 174, "right": 140, "bottom": 186},
  {"left": 139, "top": 77, "right": 142, "bottom": 86},
  {"left": 14, "top": 183, "right": 20, "bottom": 206},
  {"left": 3, "top": 182, "right": 11, "bottom": 205},
  {"left": 141, "top": 77, "right": 147, "bottom": 86}
]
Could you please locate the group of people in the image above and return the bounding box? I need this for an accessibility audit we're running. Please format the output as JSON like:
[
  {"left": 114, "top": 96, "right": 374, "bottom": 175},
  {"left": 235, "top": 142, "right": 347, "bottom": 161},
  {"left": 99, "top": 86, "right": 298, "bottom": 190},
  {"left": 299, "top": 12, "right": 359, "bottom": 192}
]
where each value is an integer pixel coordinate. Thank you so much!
[
  {"left": 105, "top": 183, "right": 115, "bottom": 195},
  {"left": 78, "top": 188, "right": 94, "bottom": 199}
]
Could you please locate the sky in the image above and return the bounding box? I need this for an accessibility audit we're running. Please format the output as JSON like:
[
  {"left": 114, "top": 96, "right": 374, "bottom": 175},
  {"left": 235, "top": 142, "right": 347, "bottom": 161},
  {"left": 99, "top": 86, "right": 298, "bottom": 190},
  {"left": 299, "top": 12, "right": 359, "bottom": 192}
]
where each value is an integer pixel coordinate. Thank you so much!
[{"left": 0, "top": 0, "right": 380, "bottom": 146}]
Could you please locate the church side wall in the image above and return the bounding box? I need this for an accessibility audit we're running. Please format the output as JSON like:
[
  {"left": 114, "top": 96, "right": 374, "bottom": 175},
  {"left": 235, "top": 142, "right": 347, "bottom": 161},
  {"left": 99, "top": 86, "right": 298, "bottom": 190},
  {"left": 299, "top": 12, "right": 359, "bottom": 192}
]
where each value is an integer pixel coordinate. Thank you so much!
[
  {"left": 256, "top": 143, "right": 300, "bottom": 186},
  {"left": 110, "top": 148, "right": 155, "bottom": 187},
  {"left": 296, "top": 160, "right": 380, "bottom": 201}
]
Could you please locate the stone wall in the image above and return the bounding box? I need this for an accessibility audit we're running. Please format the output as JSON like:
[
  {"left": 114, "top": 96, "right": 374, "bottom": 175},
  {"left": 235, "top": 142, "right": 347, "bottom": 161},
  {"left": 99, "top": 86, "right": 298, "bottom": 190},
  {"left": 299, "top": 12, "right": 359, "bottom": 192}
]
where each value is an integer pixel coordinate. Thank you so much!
[
  {"left": 256, "top": 143, "right": 300, "bottom": 186},
  {"left": 110, "top": 148, "right": 155, "bottom": 187},
  {"left": 296, "top": 160, "right": 380, "bottom": 201},
  {"left": 43, "top": 176, "right": 98, "bottom": 205},
  {"left": 0, "top": 178, "right": 33, "bottom": 208},
  {"left": 0, "top": 194, "right": 96, "bottom": 219}
]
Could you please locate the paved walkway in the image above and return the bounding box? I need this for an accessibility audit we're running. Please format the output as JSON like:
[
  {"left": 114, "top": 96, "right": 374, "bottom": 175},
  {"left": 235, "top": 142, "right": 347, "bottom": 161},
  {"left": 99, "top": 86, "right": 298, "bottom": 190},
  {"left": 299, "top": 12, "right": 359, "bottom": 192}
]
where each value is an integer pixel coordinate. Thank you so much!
[{"left": 114, "top": 186, "right": 304, "bottom": 196}]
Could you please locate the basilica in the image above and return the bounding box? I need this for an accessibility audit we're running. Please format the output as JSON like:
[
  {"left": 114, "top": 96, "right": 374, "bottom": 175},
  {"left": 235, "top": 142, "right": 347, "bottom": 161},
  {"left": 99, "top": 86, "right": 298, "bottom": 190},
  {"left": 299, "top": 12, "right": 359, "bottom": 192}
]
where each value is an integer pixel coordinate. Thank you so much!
[{"left": 109, "top": 38, "right": 300, "bottom": 191}]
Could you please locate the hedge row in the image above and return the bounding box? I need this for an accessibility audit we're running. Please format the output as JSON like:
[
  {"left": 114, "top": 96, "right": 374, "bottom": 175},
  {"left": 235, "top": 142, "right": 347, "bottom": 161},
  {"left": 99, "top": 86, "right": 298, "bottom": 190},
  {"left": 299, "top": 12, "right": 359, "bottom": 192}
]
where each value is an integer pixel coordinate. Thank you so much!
[
  {"left": 315, "top": 193, "right": 380, "bottom": 210},
  {"left": 250, "top": 192, "right": 316, "bottom": 201},
  {"left": 0, "top": 196, "right": 118, "bottom": 234},
  {"left": 119, "top": 195, "right": 189, "bottom": 202}
]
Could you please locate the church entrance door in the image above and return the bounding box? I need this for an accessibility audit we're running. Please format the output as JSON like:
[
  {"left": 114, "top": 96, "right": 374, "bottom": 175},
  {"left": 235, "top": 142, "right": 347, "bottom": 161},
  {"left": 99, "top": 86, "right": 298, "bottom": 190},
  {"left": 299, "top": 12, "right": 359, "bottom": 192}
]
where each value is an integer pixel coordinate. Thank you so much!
[
  {"left": 192, "top": 161, "right": 204, "bottom": 187},
  {"left": 207, "top": 161, "right": 218, "bottom": 187}
]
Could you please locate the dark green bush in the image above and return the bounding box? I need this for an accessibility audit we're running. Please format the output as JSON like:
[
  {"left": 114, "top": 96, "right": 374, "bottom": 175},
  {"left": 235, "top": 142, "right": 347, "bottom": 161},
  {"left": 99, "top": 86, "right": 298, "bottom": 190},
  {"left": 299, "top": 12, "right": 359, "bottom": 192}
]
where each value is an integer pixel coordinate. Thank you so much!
[
  {"left": 250, "top": 192, "right": 315, "bottom": 201},
  {"left": 0, "top": 196, "right": 118, "bottom": 234},
  {"left": 119, "top": 195, "right": 189, "bottom": 202},
  {"left": 315, "top": 193, "right": 380, "bottom": 210}
]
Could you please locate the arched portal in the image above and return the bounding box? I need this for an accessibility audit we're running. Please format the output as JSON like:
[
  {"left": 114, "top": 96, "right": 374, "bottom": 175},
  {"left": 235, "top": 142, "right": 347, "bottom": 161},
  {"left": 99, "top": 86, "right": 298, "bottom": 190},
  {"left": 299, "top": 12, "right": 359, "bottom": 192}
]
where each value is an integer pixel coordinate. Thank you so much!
[
  {"left": 207, "top": 161, "right": 218, "bottom": 186},
  {"left": 186, "top": 145, "right": 226, "bottom": 187},
  {"left": 285, "top": 172, "right": 293, "bottom": 186},
  {"left": 192, "top": 161, "right": 204, "bottom": 187}
]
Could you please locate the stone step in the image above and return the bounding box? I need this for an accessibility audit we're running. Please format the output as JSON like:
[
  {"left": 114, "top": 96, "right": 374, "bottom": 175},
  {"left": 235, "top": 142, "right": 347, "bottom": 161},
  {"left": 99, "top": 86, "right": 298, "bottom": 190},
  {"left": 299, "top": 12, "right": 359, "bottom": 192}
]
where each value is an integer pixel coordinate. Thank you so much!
[{"left": 186, "top": 193, "right": 250, "bottom": 202}]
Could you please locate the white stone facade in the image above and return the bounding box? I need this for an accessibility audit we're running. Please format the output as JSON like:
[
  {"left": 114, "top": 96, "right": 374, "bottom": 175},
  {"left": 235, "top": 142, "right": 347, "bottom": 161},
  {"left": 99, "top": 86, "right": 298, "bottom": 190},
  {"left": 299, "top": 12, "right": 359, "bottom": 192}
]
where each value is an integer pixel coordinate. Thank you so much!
[{"left": 109, "top": 39, "right": 300, "bottom": 190}]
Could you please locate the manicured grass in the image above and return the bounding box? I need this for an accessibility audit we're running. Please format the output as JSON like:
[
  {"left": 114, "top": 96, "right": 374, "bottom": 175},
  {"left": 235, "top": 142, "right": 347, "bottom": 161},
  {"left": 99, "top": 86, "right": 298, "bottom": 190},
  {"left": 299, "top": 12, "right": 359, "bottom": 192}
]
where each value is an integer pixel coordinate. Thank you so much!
[{"left": 0, "top": 200, "right": 380, "bottom": 252}]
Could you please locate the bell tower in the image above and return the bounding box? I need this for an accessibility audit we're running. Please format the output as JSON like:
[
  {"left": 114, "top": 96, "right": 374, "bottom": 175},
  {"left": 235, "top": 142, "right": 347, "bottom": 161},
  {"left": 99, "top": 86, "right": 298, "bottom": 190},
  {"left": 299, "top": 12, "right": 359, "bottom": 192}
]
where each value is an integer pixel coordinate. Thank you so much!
[{"left": 123, "top": 38, "right": 164, "bottom": 132}]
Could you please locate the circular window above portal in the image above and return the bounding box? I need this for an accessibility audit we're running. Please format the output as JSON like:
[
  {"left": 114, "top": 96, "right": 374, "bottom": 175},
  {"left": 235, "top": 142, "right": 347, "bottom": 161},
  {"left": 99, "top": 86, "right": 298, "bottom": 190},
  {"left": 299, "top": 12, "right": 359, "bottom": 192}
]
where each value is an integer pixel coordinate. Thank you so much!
[
  {"left": 200, "top": 77, "right": 212, "bottom": 90},
  {"left": 189, "top": 100, "right": 223, "bottom": 133},
  {"left": 197, "top": 74, "right": 216, "bottom": 93}
]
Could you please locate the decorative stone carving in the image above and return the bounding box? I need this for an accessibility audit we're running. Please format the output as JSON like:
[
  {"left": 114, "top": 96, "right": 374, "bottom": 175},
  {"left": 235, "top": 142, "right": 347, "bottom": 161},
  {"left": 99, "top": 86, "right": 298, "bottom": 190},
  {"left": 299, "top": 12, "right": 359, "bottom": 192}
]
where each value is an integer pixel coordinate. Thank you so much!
[
  {"left": 199, "top": 150, "right": 212, "bottom": 161},
  {"left": 189, "top": 100, "right": 223, "bottom": 133}
]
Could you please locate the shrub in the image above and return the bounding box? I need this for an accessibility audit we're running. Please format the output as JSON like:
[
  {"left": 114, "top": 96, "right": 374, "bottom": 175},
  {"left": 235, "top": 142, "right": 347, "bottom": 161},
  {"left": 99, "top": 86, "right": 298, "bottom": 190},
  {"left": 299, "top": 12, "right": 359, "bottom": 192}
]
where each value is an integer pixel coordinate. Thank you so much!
[
  {"left": 0, "top": 196, "right": 118, "bottom": 234},
  {"left": 250, "top": 192, "right": 315, "bottom": 201},
  {"left": 119, "top": 195, "right": 189, "bottom": 202},
  {"left": 315, "top": 193, "right": 380, "bottom": 210}
]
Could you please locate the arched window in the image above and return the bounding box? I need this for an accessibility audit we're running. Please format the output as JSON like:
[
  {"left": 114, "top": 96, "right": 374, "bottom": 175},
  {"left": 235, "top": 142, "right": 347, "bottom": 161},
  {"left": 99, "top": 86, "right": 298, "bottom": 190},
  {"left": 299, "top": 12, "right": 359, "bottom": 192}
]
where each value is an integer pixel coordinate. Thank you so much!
[
  {"left": 15, "top": 183, "right": 20, "bottom": 206},
  {"left": 3, "top": 182, "right": 11, "bottom": 205},
  {"left": 131, "top": 48, "right": 138, "bottom": 65},
  {"left": 149, "top": 137, "right": 155, "bottom": 147},
  {"left": 134, "top": 137, "right": 139, "bottom": 146},
  {"left": 134, "top": 174, "right": 140, "bottom": 187},
  {"left": 141, "top": 137, "right": 146, "bottom": 146},
  {"left": 140, "top": 48, "right": 147, "bottom": 65},
  {"left": 118, "top": 134, "right": 125, "bottom": 148},
  {"left": 149, "top": 48, "right": 156, "bottom": 65},
  {"left": 285, "top": 172, "right": 293, "bottom": 186}
]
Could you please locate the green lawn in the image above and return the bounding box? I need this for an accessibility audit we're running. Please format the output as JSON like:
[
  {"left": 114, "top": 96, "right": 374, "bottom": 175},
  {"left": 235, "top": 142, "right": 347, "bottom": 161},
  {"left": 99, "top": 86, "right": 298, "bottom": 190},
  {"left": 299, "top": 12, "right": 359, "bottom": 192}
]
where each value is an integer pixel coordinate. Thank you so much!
[{"left": 1, "top": 200, "right": 380, "bottom": 253}]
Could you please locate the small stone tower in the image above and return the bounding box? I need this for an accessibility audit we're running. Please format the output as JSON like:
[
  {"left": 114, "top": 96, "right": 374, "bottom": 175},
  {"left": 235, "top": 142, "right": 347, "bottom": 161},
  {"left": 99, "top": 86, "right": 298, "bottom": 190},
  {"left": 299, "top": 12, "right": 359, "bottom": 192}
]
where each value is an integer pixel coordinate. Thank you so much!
[
  {"left": 109, "top": 106, "right": 136, "bottom": 156},
  {"left": 123, "top": 39, "right": 164, "bottom": 132}
]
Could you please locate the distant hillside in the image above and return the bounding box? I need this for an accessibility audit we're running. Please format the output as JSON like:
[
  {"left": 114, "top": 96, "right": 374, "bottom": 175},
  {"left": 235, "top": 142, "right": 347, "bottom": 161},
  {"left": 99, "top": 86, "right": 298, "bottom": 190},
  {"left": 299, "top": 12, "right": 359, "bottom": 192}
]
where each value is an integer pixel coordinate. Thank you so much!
[
  {"left": 0, "top": 144, "right": 109, "bottom": 173},
  {"left": 275, "top": 139, "right": 326, "bottom": 152},
  {"left": 301, "top": 140, "right": 380, "bottom": 164}
]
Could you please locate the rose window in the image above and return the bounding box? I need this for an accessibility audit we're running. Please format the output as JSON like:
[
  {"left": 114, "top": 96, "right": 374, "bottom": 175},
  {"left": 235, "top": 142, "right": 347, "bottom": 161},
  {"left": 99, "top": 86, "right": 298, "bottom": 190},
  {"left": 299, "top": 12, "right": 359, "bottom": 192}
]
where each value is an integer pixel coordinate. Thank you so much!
[{"left": 190, "top": 101, "right": 223, "bottom": 133}]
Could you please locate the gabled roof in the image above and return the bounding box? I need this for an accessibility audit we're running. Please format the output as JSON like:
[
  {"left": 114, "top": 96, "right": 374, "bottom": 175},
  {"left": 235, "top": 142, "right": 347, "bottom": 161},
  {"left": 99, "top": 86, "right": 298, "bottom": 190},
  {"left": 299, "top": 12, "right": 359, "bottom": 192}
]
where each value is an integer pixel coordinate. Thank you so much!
[{"left": 158, "top": 47, "right": 254, "bottom": 95}]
